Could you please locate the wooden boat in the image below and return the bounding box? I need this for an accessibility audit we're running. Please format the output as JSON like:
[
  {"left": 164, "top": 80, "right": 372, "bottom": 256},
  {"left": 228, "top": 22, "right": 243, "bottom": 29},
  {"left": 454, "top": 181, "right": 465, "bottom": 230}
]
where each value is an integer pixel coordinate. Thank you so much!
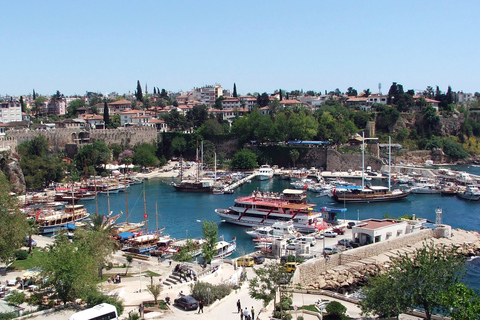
[{"left": 36, "top": 204, "right": 90, "bottom": 234}]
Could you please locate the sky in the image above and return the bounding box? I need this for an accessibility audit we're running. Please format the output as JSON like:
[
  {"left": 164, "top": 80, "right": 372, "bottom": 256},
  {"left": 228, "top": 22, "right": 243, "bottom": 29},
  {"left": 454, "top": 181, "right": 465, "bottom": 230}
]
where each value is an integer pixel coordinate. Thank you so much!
[{"left": 2, "top": 0, "right": 479, "bottom": 97}]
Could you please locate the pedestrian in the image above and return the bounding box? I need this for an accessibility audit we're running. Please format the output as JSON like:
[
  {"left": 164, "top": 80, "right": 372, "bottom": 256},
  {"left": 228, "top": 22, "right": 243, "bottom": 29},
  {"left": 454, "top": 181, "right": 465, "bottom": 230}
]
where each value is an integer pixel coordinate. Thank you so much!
[
  {"left": 251, "top": 306, "right": 255, "bottom": 320},
  {"left": 243, "top": 307, "right": 249, "bottom": 319},
  {"left": 198, "top": 300, "right": 204, "bottom": 314},
  {"left": 237, "top": 299, "right": 241, "bottom": 313}
]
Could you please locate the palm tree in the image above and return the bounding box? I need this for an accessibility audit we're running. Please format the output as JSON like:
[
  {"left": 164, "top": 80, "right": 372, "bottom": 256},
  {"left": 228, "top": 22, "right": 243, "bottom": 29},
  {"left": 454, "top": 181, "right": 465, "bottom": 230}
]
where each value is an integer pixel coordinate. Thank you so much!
[{"left": 290, "top": 149, "right": 300, "bottom": 168}]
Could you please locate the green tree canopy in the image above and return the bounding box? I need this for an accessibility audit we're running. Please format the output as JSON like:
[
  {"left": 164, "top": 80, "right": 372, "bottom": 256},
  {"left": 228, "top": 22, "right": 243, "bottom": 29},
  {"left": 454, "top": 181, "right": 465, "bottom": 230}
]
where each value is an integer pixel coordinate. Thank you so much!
[
  {"left": 359, "top": 241, "right": 472, "bottom": 320},
  {"left": 201, "top": 220, "right": 218, "bottom": 265},
  {"left": 68, "top": 99, "right": 86, "bottom": 118},
  {"left": 74, "top": 140, "right": 111, "bottom": 172},
  {"left": 133, "top": 143, "right": 159, "bottom": 169},
  {"left": 230, "top": 149, "right": 258, "bottom": 170},
  {"left": 0, "top": 175, "right": 29, "bottom": 263}
]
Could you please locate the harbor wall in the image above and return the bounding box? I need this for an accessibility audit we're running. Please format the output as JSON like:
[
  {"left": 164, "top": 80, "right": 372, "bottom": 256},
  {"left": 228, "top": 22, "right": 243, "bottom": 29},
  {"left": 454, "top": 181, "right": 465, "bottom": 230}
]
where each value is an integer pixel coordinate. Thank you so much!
[
  {"left": 5, "top": 127, "right": 159, "bottom": 150},
  {"left": 293, "top": 228, "right": 434, "bottom": 290}
]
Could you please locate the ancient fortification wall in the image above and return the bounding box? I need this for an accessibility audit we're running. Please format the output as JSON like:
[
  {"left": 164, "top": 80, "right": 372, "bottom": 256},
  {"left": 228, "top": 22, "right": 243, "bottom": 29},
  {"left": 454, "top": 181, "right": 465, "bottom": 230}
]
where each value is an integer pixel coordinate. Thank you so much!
[{"left": 5, "top": 127, "right": 158, "bottom": 150}]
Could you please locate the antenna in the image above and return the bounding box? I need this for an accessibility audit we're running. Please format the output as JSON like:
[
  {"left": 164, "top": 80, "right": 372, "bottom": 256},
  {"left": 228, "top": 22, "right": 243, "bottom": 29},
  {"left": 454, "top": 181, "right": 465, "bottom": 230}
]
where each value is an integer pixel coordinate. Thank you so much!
[{"left": 378, "top": 83, "right": 382, "bottom": 95}]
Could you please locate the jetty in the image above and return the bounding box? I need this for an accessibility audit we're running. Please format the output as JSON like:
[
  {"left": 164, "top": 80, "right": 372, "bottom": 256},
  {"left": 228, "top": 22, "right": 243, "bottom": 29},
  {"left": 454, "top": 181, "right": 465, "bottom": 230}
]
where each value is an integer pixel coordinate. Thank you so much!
[{"left": 223, "top": 172, "right": 257, "bottom": 192}]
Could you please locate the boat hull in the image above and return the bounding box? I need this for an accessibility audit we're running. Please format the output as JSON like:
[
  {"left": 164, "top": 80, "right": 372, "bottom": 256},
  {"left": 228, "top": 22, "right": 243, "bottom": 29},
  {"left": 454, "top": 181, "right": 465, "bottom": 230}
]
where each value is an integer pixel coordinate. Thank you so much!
[{"left": 332, "top": 191, "right": 410, "bottom": 203}]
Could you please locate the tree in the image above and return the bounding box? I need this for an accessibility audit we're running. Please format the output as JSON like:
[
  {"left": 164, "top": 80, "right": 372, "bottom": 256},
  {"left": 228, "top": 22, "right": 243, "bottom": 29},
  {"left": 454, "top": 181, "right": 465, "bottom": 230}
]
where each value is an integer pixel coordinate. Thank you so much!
[
  {"left": 135, "top": 80, "right": 143, "bottom": 102},
  {"left": 360, "top": 241, "right": 470, "bottom": 320},
  {"left": 0, "top": 175, "right": 29, "bottom": 264},
  {"left": 186, "top": 105, "right": 209, "bottom": 129},
  {"left": 171, "top": 136, "right": 187, "bottom": 156},
  {"left": 74, "top": 140, "right": 111, "bottom": 172},
  {"left": 325, "top": 301, "right": 347, "bottom": 319},
  {"left": 103, "top": 100, "right": 110, "bottom": 127},
  {"left": 133, "top": 143, "right": 159, "bottom": 169},
  {"left": 39, "top": 234, "right": 99, "bottom": 304},
  {"left": 233, "top": 83, "right": 237, "bottom": 98},
  {"left": 257, "top": 92, "right": 270, "bottom": 107},
  {"left": 32, "top": 89, "right": 36, "bottom": 100},
  {"left": 346, "top": 87, "right": 358, "bottom": 97},
  {"left": 289, "top": 149, "right": 299, "bottom": 168},
  {"left": 249, "top": 262, "right": 289, "bottom": 308},
  {"left": 363, "top": 88, "right": 371, "bottom": 97},
  {"left": 201, "top": 220, "right": 218, "bottom": 265},
  {"left": 230, "top": 149, "right": 258, "bottom": 170},
  {"left": 68, "top": 99, "right": 86, "bottom": 118},
  {"left": 146, "top": 284, "right": 162, "bottom": 304}
]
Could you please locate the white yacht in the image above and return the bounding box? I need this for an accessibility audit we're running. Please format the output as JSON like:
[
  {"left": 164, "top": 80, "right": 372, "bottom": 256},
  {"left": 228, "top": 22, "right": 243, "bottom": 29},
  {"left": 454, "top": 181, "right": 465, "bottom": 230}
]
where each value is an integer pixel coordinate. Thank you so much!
[{"left": 257, "top": 165, "right": 274, "bottom": 180}]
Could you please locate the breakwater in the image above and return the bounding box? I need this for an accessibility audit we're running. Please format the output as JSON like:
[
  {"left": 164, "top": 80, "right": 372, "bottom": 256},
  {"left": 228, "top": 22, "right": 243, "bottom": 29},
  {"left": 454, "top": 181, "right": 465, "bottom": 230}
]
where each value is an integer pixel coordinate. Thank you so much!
[{"left": 292, "top": 227, "right": 480, "bottom": 292}]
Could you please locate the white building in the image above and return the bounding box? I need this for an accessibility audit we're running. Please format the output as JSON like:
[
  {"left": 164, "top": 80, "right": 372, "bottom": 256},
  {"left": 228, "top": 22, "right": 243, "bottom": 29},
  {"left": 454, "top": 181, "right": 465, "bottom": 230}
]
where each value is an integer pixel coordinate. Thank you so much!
[
  {"left": 192, "top": 84, "right": 223, "bottom": 105},
  {"left": 0, "top": 100, "right": 22, "bottom": 123},
  {"left": 352, "top": 219, "right": 409, "bottom": 245}
]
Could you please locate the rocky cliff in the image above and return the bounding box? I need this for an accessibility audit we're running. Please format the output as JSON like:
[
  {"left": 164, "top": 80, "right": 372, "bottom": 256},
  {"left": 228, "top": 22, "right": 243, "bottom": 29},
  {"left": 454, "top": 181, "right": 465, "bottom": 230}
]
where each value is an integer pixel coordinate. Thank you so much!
[{"left": 0, "top": 153, "right": 26, "bottom": 194}]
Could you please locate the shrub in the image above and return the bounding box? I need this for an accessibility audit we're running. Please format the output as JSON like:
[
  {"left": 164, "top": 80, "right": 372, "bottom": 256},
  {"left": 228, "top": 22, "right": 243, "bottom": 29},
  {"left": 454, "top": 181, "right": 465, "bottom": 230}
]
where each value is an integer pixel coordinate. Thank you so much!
[
  {"left": 273, "top": 310, "right": 292, "bottom": 320},
  {"left": 5, "top": 291, "right": 26, "bottom": 305},
  {"left": 325, "top": 301, "right": 347, "bottom": 318},
  {"left": 15, "top": 250, "right": 28, "bottom": 260},
  {"left": 85, "top": 292, "right": 124, "bottom": 316},
  {"left": 190, "top": 281, "right": 232, "bottom": 305}
]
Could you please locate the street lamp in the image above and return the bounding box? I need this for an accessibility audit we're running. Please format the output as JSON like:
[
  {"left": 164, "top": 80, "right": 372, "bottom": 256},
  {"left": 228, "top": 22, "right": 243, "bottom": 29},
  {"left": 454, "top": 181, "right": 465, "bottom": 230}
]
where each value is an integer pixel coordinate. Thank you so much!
[{"left": 139, "top": 262, "right": 142, "bottom": 292}]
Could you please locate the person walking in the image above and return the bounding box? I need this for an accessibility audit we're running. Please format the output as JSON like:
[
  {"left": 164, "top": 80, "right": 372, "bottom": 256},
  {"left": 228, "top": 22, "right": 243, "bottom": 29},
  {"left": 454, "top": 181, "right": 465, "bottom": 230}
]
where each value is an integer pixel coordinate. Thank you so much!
[
  {"left": 198, "top": 301, "right": 204, "bottom": 314},
  {"left": 251, "top": 306, "right": 255, "bottom": 320},
  {"left": 237, "top": 299, "right": 241, "bottom": 313}
]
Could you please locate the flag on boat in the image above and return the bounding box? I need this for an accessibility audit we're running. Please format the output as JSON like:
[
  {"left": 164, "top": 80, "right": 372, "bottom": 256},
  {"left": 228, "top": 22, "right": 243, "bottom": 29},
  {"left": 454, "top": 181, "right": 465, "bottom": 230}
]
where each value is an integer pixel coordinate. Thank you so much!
[{"left": 232, "top": 237, "right": 236, "bottom": 241}]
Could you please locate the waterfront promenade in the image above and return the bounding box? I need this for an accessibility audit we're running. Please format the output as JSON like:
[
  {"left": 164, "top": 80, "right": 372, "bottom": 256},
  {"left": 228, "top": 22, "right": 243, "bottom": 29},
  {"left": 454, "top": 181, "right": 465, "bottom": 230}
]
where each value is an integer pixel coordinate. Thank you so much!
[{"left": 5, "top": 226, "right": 479, "bottom": 319}]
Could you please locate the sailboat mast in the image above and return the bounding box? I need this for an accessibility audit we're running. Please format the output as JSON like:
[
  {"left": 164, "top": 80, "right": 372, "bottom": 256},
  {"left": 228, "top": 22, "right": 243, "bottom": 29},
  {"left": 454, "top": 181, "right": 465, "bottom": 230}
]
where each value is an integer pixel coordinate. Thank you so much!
[
  {"left": 143, "top": 183, "right": 147, "bottom": 232},
  {"left": 155, "top": 202, "right": 158, "bottom": 232},
  {"left": 94, "top": 173, "right": 98, "bottom": 215},
  {"left": 214, "top": 149, "right": 217, "bottom": 181},
  {"left": 388, "top": 136, "right": 392, "bottom": 191},
  {"left": 362, "top": 131, "right": 365, "bottom": 188},
  {"left": 124, "top": 167, "right": 129, "bottom": 224}
]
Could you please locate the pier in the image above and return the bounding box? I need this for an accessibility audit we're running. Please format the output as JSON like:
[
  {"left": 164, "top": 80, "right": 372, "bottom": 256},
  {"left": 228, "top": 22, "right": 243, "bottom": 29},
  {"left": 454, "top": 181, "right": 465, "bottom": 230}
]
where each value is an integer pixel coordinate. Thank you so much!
[{"left": 223, "top": 172, "right": 257, "bottom": 192}]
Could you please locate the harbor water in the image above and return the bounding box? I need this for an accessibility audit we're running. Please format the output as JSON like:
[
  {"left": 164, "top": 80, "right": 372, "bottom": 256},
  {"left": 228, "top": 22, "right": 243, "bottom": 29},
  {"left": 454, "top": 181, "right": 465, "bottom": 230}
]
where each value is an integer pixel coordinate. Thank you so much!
[{"left": 81, "top": 165, "right": 480, "bottom": 287}]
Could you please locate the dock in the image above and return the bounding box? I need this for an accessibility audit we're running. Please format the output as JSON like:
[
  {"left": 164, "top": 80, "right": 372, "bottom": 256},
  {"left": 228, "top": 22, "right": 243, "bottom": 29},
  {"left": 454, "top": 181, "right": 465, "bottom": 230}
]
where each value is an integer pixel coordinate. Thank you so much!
[{"left": 223, "top": 172, "right": 257, "bottom": 192}]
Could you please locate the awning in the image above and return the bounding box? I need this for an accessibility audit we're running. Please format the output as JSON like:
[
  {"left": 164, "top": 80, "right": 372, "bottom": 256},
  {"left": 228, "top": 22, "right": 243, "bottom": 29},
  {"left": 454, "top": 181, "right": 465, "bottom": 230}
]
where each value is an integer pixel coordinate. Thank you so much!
[{"left": 118, "top": 232, "right": 134, "bottom": 240}]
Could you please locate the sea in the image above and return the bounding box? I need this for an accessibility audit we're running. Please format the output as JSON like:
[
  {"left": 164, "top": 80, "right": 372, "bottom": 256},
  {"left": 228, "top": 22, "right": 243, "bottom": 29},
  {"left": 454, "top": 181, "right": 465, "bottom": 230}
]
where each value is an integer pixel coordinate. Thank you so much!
[{"left": 81, "top": 164, "right": 480, "bottom": 289}]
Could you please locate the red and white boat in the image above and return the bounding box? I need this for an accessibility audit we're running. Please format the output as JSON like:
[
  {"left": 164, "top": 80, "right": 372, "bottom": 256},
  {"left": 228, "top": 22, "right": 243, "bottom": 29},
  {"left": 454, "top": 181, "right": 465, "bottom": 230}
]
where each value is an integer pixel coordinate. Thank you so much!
[{"left": 215, "top": 189, "right": 328, "bottom": 233}]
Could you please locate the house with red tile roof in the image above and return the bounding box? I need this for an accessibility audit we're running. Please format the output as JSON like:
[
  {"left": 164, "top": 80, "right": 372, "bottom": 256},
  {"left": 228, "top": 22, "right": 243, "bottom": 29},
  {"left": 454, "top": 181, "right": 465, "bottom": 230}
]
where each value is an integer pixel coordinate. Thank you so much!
[{"left": 108, "top": 99, "right": 132, "bottom": 114}]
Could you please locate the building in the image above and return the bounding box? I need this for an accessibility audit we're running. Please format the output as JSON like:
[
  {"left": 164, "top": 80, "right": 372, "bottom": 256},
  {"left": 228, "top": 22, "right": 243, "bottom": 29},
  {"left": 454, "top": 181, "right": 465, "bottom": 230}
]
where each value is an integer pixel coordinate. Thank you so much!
[
  {"left": 351, "top": 219, "right": 409, "bottom": 245},
  {"left": 108, "top": 99, "right": 132, "bottom": 115},
  {"left": 120, "top": 110, "right": 152, "bottom": 127},
  {"left": 192, "top": 85, "right": 223, "bottom": 105},
  {"left": 0, "top": 100, "right": 22, "bottom": 123}
]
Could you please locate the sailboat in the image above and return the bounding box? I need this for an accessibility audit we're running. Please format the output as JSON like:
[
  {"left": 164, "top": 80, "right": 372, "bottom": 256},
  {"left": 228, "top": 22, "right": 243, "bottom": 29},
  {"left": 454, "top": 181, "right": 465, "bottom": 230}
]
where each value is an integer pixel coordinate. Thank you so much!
[
  {"left": 112, "top": 169, "right": 144, "bottom": 233},
  {"left": 332, "top": 135, "right": 410, "bottom": 203},
  {"left": 172, "top": 142, "right": 214, "bottom": 192}
]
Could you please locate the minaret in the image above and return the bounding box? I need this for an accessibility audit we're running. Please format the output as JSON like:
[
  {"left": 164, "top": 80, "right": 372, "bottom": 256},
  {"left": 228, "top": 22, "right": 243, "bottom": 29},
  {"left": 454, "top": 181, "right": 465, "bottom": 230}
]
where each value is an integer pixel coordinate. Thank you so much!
[{"left": 145, "top": 83, "right": 148, "bottom": 95}]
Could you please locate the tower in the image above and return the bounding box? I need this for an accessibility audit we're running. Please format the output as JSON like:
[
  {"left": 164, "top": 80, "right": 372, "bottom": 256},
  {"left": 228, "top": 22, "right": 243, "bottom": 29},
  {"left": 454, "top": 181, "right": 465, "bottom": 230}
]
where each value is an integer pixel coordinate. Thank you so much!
[
  {"left": 435, "top": 207, "right": 442, "bottom": 225},
  {"left": 378, "top": 83, "right": 382, "bottom": 95}
]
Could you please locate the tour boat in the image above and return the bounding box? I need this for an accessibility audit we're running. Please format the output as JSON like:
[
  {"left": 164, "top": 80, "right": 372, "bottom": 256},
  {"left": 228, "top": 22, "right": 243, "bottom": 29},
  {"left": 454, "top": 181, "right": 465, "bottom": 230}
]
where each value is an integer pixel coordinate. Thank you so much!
[
  {"left": 456, "top": 185, "right": 480, "bottom": 201},
  {"left": 257, "top": 165, "right": 274, "bottom": 180},
  {"left": 212, "top": 238, "right": 236, "bottom": 259},
  {"left": 245, "top": 220, "right": 299, "bottom": 239},
  {"left": 36, "top": 204, "right": 90, "bottom": 234},
  {"left": 215, "top": 189, "right": 328, "bottom": 233}
]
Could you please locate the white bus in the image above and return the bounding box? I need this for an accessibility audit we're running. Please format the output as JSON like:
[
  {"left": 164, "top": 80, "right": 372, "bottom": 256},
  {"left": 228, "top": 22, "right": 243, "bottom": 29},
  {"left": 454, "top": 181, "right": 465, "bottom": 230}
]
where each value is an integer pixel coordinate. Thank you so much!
[{"left": 69, "top": 303, "right": 118, "bottom": 320}]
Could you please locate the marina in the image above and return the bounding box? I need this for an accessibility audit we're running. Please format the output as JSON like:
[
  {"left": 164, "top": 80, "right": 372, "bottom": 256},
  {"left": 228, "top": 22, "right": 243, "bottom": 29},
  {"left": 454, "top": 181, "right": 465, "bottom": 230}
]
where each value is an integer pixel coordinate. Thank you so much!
[{"left": 72, "top": 164, "right": 480, "bottom": 260}]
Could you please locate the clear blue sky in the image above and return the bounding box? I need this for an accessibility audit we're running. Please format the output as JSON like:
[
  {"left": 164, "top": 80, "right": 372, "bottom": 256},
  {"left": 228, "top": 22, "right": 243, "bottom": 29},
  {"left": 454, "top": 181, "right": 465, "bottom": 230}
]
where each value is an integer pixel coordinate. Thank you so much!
[{"left": 3, "top": 0, "right": 479, "bottom": 96}]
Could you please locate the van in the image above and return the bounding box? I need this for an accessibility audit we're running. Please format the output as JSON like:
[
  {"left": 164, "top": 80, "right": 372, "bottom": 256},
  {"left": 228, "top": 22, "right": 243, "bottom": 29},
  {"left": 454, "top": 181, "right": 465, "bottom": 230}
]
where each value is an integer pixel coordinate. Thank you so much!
[
  {"left": 283, "top": 262, "right": 297, "bottom": 273},
  {"left": 236, "top": 256, "right": 254, "bottom": 267},
  {"left": 297, "top": 236, "right": 316, "bottom": 247}
]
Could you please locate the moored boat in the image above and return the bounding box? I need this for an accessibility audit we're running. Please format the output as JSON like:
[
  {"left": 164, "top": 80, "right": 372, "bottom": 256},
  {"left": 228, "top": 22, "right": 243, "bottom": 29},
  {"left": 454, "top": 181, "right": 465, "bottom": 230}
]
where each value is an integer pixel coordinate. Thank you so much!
[
  {"left": 257, "top": 165, "right": 274, "bottom": 180},
  {"left": 456, "top": 185, "right": 480, "bottom": 201},
  {"left": 332, "top": 185, "right": 410, "bottom": 203},
  {"left": 215, "top": 189, "right": 328, "bottom": 233},
  {"left": 212, "top": 238, "right": 236, "bottom": 259},
  {"left": 35, "top": 204, "right": 90, "bottom": 234}
]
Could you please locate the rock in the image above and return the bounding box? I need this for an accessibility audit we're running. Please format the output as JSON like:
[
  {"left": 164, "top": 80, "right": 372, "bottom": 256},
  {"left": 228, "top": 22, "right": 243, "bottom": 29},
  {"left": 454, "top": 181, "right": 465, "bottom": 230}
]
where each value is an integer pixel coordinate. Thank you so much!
[{"left": 0, "top": 155, "right": 26, "bottom": 194}]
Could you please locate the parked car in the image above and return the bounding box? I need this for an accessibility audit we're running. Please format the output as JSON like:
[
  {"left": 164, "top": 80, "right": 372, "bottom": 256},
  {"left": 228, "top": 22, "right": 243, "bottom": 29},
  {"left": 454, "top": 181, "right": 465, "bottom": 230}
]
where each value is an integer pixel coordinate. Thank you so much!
[
  {"left": 236, "top": 256, "right": 254, "bottom": 267},
  {"left": 286, "top": 242, "right": 297, "bottom": 251},
  {"left": 297, "top": 236, "right": 316, "bottom": 247},
  {"left": 347, "top": 222, "right": 356, "bottom": 229},
  {"left": 253, "top": 255, "right": 265, "bottom": 264},
  {"left": 282, "top": 262, "right": 298, "bottom": 273},
  {"left": 25, "top": 237, "right": 37, "bottom": 247},
  {"left": 332, "top": 228, "right": 345, "bottom": 235},
  {"left": 323, "top": 231, "right": 337, "bottom": 238},
  {"left": 323, "top": 247, "right": 340, "bottom": 255},
  {"left": 174, "top": 295, "right": 199, "bottom": 311},
  {"left": 338, "top": 239, "right": 353, "bottom": 246},
  {"left": 314, "top": 233, "right": 324, "bottom": 240}
]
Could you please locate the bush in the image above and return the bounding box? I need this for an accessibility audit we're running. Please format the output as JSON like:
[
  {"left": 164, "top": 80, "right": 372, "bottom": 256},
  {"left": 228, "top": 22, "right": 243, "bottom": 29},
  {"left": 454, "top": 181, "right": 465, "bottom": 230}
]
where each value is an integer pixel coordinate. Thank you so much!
[
  {"left": 325, "top": 301, "right": 347, "bottom": 318},
  {"left": 190, "top": 281, "right": 232, "bottom": 305},
  {"left": 5, "top": 291, "right": 26, "bottom": 305},
  {"left": 0, "top": 312, "right": 17, "bottom": 320},
  {"left": 273, "top": 310, "right": 292, "bottom": 320},
  {"left": 85, "top": 292, "right": 124, "bottom": 316},
  {"left": 15, "top": 250, "right": 28, "bottom": 260}
]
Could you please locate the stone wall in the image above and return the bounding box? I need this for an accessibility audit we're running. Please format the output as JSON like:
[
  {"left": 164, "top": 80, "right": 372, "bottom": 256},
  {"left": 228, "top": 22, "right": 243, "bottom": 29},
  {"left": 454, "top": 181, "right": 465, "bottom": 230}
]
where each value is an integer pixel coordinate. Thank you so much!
[
  {"left": 293, "top": 229, "right": 434, "bottom": 290},
  {"left": 325, "top": 149, "right": 383, "bottom": 172},
  {"left": 5, "top": 127, "right": 159, "bottom": 151}
]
